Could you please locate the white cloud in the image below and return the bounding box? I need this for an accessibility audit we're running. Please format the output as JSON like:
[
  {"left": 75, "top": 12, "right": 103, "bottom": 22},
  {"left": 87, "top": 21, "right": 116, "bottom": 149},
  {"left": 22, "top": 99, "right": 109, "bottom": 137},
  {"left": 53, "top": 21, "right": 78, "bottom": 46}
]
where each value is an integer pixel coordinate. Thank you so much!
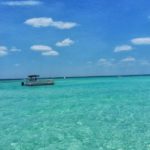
[
  {"left": 0, "top": 46, "right": 7, "bottom": 51},
  {"left": 121, "top": 57, "right": 135, "bottom": 62},
  {"left": 42, "top": 51, "right": 59, "bottom": 56},
  {"left": 98, "top": 58, "right": 114, "bottom": 66},
  {"left": 1, "top": 0, "right": 42, "bottom": 6},
  {"left": 31, "top": 45, "right": 53, "bottom": 51},
  {"left": 131, "top": 37, "right": 150, "bottom": 45},
  {"left": 14, "top": 63, "right": 20, "bottom": 67},
  {"left": 56, "top": 38, "right": 74, "bottom": 47},
  {"left": 0, "top": 45, "right": 22, "bottom": 56},
  {"left": 0, "top": 50, "right": 8, "bottom": 56},
  {"left": 10, "top": 47, "right": 21, "bottom": 52},
  {"left": 87, "top": 61, "right": 92, "bottom": 64},
  {"left": 0, "top": 46, "right": 8, "bottom": 57},
  {"left": 30, "top": 45, "right": 59, "bottom": 56},
  {"left": 25, "top": 18, "right": 53, "bottom": 28},
  {"left": 140, "top": 60, "right": 150, "bottom": 66},
  {"left": 114, "top": 45, "right": 133, "bottom": 52},
  {"left": 25, "top": 17, "right": 77, "bottom": 29},
  {"left": 52, "top": 21, "right": 77, "bottom": 30},
  {"left": 98, "top": 58, "right": 107, "bottom": 63}
]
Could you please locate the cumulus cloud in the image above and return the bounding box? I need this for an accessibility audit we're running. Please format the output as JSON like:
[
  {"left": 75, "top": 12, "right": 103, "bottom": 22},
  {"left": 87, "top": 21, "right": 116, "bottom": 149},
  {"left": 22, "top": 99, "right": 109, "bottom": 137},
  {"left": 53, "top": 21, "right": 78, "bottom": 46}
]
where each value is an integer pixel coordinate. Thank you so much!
[
  {"left": 25, "top": 17, "right": 77, "bottom": 29},
  {"left": 1, "top": 0, "right": 42, "bottom": 6},
  {"left": 31, "top": 45, "right": 53, "bottom": 51},
  {"left": 0, "top": 51, "right": 8, "bottom": 56},
  {"left": 114, "top": 45, "right": 133, "bottom": 52},
  {"left": 30, "top": 45, "right": 59, "bottom": 56},
  {"left": 42, "top": 51, "right": 59, "bottom": 56},
  {"left": 0, "top": 46, "right": 8, "bottom": 57},
  {"left": 56, "top": 38, "right": 74, "bottom": 47},
  {"left": 10, "top": 47, "right": 21, "bottom": 52},
  {"left": 98, "top": 58, "right": 114, "bottom": 66},
  {"left": 131, "top": 37, "right": 150, "bottom": 45},
  {"left": 0, "top": 46, "right": 7, "bottom": 51},
  {"left": 121, "top": 57, "right": 135, "bottom": 62}
]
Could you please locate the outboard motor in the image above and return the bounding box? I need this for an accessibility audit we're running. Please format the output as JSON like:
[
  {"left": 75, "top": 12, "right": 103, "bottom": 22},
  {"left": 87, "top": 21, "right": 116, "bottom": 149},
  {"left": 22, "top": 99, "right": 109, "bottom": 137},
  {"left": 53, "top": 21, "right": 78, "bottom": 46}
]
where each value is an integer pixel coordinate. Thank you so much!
[{"left": 21, "top": 82, "right": 24, "bottom": 86}]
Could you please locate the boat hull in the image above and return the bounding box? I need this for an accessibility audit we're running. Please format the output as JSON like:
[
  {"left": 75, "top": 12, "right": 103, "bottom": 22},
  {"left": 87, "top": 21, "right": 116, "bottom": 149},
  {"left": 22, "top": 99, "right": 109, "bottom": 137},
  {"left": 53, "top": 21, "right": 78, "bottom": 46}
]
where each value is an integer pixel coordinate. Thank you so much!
[{"left": 21, "top": 81, "right": 54, "bottom": 86}]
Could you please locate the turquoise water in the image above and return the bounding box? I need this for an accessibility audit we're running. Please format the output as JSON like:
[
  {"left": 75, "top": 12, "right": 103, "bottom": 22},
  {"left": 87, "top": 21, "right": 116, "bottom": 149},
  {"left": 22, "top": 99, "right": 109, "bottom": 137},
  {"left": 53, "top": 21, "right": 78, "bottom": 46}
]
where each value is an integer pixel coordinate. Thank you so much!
[{"left": 0, "top": 77, "right": 150, "bottom": 150}]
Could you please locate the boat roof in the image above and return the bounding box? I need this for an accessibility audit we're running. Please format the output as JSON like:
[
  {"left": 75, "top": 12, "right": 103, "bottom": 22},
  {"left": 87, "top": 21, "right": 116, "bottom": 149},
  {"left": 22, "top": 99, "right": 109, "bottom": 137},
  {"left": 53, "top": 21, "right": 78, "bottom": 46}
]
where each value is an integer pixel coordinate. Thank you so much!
[{"left": 28, "top": 75, "right": 39, "bottom": 78}]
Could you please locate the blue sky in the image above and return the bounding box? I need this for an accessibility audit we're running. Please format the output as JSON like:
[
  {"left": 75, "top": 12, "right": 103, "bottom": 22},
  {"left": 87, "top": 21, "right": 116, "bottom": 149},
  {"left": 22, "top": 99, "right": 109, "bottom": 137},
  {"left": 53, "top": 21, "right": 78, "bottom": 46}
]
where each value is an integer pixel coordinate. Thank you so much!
[{"left": 1, "top": 0, "right": 150, "bottom": 78}]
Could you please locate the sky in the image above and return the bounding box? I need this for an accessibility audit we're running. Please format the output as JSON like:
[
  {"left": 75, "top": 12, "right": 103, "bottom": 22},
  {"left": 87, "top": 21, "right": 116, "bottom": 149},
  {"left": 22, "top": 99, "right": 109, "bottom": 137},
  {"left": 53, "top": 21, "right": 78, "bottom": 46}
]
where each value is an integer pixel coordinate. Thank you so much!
[{"left": 1, "top": 0, "right": 150, "bottom": 78}]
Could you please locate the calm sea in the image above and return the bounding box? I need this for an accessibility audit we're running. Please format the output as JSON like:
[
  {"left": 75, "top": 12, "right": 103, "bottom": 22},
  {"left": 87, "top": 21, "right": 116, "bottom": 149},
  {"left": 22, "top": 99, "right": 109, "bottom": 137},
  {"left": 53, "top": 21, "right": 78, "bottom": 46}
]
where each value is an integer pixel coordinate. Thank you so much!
[{"left": 0, "top": 76, "right": 150, "bottom": 150}]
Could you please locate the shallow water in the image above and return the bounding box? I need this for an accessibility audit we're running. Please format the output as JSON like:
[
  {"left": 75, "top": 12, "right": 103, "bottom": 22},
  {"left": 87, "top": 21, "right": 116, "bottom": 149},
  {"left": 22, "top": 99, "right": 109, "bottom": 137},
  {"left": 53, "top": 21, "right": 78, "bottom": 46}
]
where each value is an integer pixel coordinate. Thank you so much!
[{"left": 0, "top": 77, "right": 150, "bottom": 150}]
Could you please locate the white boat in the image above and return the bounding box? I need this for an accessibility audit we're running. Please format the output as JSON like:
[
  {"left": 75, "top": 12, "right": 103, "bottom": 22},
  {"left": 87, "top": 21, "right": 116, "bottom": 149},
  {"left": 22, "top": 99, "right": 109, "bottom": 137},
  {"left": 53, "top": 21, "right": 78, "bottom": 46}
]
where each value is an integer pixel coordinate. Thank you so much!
[{"left": 21, "top": 75, "right": 54, "bottom": 86}]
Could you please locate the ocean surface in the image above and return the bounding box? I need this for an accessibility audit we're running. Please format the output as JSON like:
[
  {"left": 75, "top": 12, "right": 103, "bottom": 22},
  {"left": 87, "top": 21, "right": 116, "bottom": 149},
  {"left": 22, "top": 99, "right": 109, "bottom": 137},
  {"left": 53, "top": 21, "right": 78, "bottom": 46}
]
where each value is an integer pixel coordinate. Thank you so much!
[{"left": 0, "top": 76, "right": 150, "bottom": 150}]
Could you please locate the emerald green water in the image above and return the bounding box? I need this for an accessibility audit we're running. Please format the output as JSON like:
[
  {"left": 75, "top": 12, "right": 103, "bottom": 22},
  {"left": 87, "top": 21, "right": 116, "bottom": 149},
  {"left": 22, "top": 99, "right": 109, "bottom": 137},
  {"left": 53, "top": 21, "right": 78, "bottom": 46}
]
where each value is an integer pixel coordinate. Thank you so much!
[{"left": 0, "top": 77, "right": 150, "bottom": 150}]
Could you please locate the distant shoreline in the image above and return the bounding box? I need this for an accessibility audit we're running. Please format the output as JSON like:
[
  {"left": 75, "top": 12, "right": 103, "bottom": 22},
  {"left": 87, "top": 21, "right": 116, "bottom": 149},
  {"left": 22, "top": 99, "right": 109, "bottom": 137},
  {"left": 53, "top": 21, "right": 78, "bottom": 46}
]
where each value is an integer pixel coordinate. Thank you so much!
[{"left": 1, "top": 74, "right": 150, "bottom": 81}]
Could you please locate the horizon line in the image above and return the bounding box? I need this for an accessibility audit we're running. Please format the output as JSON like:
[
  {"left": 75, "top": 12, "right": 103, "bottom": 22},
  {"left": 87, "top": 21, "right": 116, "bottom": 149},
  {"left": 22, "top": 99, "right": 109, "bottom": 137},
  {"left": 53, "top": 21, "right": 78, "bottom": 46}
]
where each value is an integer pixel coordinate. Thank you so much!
[{"left": 0, "top": 73, "right": 150, "bottom": 80}]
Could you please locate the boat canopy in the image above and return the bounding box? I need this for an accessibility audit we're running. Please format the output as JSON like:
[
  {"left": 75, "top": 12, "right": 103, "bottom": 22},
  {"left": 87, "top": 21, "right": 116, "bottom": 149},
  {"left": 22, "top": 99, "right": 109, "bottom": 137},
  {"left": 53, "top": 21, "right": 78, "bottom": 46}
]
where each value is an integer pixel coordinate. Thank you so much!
[
  {"left": 28, "top": 75, "right": 39, "bottom": 78},
  {"left": 28, "top": 75, "right": 39, "bottom": 81}
]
